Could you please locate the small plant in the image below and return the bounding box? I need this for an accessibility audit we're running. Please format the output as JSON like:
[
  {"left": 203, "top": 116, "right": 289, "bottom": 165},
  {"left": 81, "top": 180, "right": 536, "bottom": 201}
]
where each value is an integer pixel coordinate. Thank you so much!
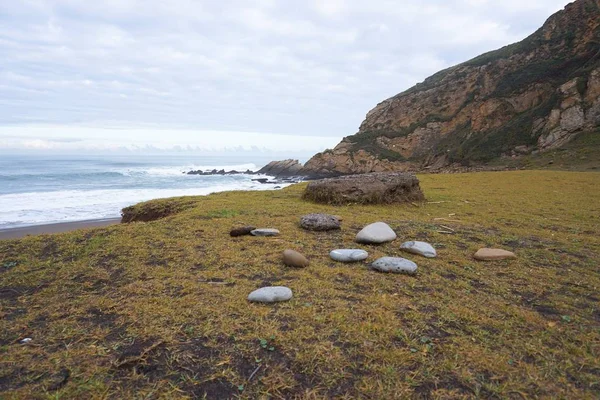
[
  {"left": 258, "top": 336, "right": 276, "bottom": 351},
  {"left": 1, "top": 261, "right": 17, "bottom": 269}
]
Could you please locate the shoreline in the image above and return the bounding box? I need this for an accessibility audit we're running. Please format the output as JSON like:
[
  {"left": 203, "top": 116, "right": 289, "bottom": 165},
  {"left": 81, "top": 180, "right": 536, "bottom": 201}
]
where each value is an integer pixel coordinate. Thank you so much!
[{"left": 0, "top": 218, "right": 121, "bottom": 240}]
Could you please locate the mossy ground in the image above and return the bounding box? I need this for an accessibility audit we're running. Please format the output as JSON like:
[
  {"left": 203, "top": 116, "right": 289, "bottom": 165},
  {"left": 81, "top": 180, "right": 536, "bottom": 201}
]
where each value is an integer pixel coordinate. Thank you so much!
[
  {"left": 489, "top": 130, "right": 600, "bottom": 172},
  {"left": 1, "top": 171, "right": 599, "bottom": 399}
]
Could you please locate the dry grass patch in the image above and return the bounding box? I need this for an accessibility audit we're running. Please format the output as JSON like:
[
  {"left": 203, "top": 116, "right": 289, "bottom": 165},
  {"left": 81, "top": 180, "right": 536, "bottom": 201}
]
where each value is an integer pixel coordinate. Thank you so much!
[{"left": 1, "top": 170, "right": 599, "bottom": 399}]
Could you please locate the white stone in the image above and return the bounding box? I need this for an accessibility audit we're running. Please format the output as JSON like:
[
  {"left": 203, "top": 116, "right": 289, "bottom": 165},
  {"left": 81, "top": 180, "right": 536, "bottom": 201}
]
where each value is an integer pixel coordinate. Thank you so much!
[
  {"left": 355, "top": 222, "right": 397, "bottom": 244},
  {"left": 400, "top": 241, "right": 437, "bottom": 258},
  {"left": 251, "top": 228, "right": 280, "bottom": 237},
  {"left": 247, "top": 286, "right": 293, "bottom": 303},
  {"left": 371, "top": 257, "right": 417, "bottom": 274},
  {"left": 330, "top": 249, "right": 369, "bottom": 262}
]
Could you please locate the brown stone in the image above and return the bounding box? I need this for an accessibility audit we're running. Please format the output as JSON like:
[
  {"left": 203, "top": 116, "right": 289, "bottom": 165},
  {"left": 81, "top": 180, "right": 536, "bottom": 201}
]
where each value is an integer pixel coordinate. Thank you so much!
[
  {"left": 230, "top": 226, "right": 256, "bottom": 237},
  {"left": 474, "top": 248, "right": 517, "bottom": 261},
  {"left": 302, "top": 172, "right": 425, "bottom": 205},
  {"left": 282, "top": 249, "right": 309, "bottom": 268}
]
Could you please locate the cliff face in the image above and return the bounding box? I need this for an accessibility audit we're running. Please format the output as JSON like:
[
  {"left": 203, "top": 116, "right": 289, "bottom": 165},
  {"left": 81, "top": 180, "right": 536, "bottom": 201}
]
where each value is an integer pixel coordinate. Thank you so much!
[{"left": 304, "top": 0, "right": 600, "bottom": 175}]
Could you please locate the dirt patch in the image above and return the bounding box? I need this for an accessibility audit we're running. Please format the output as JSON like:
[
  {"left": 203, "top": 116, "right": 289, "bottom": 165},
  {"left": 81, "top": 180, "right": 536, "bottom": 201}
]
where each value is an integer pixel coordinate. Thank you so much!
[
  {"left": 413, "top": 375, "right": 476, "bottom": 399},
  {"left": 77, "top": 307, "right": 119, "bottom": 329},
  {"left": 39, "top": 240, "right": 59, "bottom": 260},
  {"left": 0, "top": 367, "right": 29, "bottom": 393}
]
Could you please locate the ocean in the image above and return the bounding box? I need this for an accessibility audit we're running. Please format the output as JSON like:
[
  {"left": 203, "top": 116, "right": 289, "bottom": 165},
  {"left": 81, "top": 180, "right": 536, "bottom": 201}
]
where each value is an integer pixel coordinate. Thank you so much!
[{"left": 0, "top": 153, "right": 291, "bottom": 229}]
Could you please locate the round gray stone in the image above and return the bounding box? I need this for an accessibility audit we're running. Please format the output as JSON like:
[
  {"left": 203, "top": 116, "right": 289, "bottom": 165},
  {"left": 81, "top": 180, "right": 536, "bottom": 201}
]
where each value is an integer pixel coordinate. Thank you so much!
[
  {"left": 247, "top": 286, "right": 293, "bottom": 303},
  {"left": 251, "top": 228, "right": 280, "bottom": 237},
  {"left": 355, "top": 222, "right": 397, "bottom": 244},
  {"left": 400, "top": 241, "right": 437, "bottom": 258},
  {"left": 299, "top": 213, "right": 341, "bottom": 231},
  {"left": 371, "top": 257, "right": 417, "bottom": 274},
  {"left": 330, "top": 249, "right": 369, "bottom": 262}
]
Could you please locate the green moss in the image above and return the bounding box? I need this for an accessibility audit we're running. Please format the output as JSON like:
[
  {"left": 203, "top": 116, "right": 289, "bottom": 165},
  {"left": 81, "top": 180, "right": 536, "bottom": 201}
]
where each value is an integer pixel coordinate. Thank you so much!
[{"left": 577, "top": 76, "right": 589, "bottom": 97}]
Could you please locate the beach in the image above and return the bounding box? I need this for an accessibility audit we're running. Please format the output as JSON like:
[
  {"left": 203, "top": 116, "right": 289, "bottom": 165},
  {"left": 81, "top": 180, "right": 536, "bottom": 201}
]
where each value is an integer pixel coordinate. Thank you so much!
[{"left": 0, "top": 218, "right": 121, "bottom": 240}]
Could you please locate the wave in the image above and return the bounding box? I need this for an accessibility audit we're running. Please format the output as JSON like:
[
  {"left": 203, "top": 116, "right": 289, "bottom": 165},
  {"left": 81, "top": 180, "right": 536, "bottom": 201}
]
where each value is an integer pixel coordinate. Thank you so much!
[
  {"left": 0, "top": 163, "right": 259, "bottom": 179},
  {"left": 0, "top": 178, "right": 288, "bottom": 228}
]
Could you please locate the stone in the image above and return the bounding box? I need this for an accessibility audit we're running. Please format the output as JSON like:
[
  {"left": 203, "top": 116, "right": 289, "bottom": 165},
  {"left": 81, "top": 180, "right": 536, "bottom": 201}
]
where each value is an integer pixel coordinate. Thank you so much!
[
  {"left": 302, "top": 172, "right": 425, "bottom": 205},
  {"left": 299, "top": 213, "right": 341, "bottom": 231},
  {"left": 247, "top": 286, "right": 293, "bottom": 303},
  {"left": 251, "top": 228, "right": 280, "bottom": 237},
  {"left": 371, "top": 257, "right": 417, "bottom": 274},
  {"left": 474, "top": 248, "right": 517, "bottom": 261},
  {"left": 400, "top": 241, "right": 437, "bottom": 258},
  {"left": 256, "top": 159, "right": 303, "bottom": 178},
  {"left": 330, "top": 249, "right": 369, "bottom": 262},
  {"left": 283, "top": 249, "right": 309, "bottom": 267},
  {"left": 230, "top": 226, "right": 256, "bottom": 237},
  {"left": 355, "top": 222, "right": 397, "bottom": 244}
]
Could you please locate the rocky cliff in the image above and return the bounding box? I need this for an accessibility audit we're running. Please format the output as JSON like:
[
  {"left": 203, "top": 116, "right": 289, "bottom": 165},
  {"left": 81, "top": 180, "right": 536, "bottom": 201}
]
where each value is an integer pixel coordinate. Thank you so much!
[{"left": 304, "top": 0, "right": 600, "bottom": 175}]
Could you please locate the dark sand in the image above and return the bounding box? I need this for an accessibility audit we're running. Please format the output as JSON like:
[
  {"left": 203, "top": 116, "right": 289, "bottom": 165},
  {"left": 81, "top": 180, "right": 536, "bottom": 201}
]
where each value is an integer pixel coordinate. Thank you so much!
[{"left": 0, "top": 218, "right": 121, "bottom": 240}]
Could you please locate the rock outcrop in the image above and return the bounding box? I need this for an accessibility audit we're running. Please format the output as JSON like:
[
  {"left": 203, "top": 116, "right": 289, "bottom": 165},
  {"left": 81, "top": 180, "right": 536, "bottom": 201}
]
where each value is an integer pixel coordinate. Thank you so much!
[
  {"left": 302, "top": 172, "right": 424, "bottom": 205},
  {"left": 303, "top": 0, "right": 600, "bottom": 175},
  {"left": 256, "top": 159, "right": 304, "bottom": 178}
]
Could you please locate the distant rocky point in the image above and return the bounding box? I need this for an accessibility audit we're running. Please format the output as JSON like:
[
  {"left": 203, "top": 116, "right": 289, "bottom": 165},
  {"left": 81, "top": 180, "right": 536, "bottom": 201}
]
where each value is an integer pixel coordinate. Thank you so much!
[
  {"left": 186, "top": 159, "right": 310, "bottom": 183},
  {"left": 186, "top": 168, "right": 254, "bottom": 176}
]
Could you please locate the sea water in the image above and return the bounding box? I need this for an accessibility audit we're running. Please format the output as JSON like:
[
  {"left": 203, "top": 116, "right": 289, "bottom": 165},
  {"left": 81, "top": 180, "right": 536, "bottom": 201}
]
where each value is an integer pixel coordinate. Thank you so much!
[{"left": 0, "top": 153, "right": 290, "bottom": 229}]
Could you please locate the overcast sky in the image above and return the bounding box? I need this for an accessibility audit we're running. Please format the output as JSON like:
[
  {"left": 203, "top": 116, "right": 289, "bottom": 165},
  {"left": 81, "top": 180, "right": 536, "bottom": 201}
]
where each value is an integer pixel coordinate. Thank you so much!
[{"left": 0, "top": 0, "right": 571, "bottom": 153}]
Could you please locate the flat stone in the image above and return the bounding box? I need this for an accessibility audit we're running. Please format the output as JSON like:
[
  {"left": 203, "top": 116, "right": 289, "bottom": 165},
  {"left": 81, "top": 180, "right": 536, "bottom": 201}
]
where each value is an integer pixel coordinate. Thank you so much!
[
  {"left": 230, "top": 226, "right": 256, "bottom": 237},
  {"left": 355, "top": 222, "right": 397, "bottom": 244},
  {"left": 283, "top": 249, "right": 309, "bottom": 267},
  {"left": 330, "top": 249, "right": 369, "bottom": 262},
  {"left": 251, "top": 228, "right": 280, "bottom": 237},
  {"left": 371, "top": 257, "right": 417, "bottom": 274},
  {"left": 400, "top": 241, "right": 437, "bottom": 258},
  {"left": 299, "top": 213, "right": 341, "bottom": 231},
  {"left": 247, "top": 286, "right": 293, "bottom": 303},
  {"left": 474, "top": 248, "right": 517, "bottom": 261}
]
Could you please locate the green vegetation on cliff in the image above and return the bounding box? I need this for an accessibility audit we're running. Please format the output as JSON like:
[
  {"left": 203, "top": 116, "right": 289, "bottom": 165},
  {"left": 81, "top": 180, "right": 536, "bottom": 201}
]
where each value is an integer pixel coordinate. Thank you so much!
[
  {"left": 1, "top": 171, "right": 599, "bottom": 398},
  {"left": 307, "top": 0, "right": 600, "bottom": 171}
]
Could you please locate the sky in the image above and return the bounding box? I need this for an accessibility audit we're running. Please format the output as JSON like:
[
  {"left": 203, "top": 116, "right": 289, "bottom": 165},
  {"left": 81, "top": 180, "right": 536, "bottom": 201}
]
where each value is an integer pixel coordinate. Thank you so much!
[{"left": 0, "top": 0, "right": 572, "bottom": 154}]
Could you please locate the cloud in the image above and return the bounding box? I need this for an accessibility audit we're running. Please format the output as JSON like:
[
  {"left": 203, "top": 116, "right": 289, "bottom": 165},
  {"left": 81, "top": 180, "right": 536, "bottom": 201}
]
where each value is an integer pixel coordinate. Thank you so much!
[
  {"left": 0, "top": 0, "right": 572, "bottom": 152},
  {"left": 0, "top": 124, "right": 341, "bottom": 154}
]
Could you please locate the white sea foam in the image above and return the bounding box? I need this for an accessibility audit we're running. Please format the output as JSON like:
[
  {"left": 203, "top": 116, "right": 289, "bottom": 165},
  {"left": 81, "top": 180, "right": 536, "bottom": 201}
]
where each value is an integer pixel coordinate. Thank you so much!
[{"left": 0, "top": 178, "right": 289, "bottom": 228}]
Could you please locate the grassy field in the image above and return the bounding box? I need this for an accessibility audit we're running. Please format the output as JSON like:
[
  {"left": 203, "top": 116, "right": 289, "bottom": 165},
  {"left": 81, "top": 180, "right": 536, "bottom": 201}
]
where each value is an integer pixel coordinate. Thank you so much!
[{"left": 1, "top": 171, "right": 599, "bottom": 399}]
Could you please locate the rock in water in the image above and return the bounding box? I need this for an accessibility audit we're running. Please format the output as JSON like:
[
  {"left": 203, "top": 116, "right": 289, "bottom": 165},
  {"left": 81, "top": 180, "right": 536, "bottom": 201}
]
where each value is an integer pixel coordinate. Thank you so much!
[
  {"left": 400, "top": 241, "right": 437, "bottom": 258},
  {"left": 251, "top": 229, "right": 280, "bottom": 237},
  {"left": 248, "top": 286, "right": 293, "bottom": 303},
  {"left": 330, "top": 249, "right": 369, "bottom": 262},
  {"left": 299, "top": 213, "right": 341, "bottom": 231},
  {"left": 371, "top": 257, "right": 417, "bottom": 274},
  {"left": 283, "top": 249, "right": 309, "bottom": 267},
  {"left": 474, "top": 248, "right": 517, "bottom": 261},
  {"left": 302, "top": 172, "right": 425, "bottom": 205},
  {"left": 230, "top": 226, "right": 256, "bottom": 237},
  {"left": 356, "top": 222, "right": 397, "bottom": 244}
]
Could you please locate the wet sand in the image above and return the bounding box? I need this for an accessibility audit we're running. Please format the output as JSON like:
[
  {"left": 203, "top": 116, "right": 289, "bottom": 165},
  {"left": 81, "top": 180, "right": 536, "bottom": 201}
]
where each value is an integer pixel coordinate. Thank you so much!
[{"left": 0, "top": 218, "right": 121, "bottom": 240}]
